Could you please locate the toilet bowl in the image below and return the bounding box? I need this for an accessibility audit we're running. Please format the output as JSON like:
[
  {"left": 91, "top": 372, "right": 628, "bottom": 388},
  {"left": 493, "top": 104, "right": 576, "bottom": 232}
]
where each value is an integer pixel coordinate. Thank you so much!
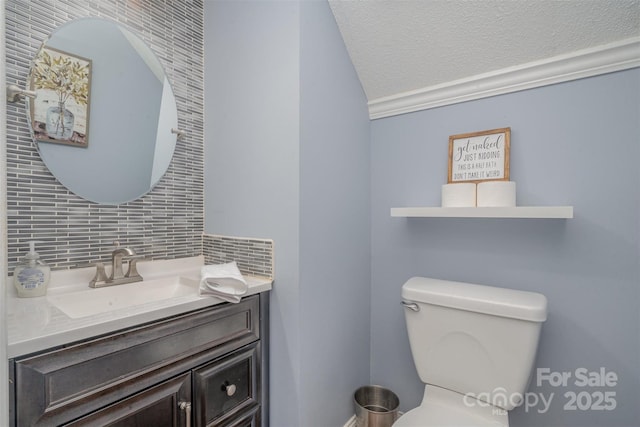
[
  {"left": 394, "top": 277, "right": 547, "bottom": 426},
  {"left": 394, "top": 385, "right": 507, "bottom": 427}
]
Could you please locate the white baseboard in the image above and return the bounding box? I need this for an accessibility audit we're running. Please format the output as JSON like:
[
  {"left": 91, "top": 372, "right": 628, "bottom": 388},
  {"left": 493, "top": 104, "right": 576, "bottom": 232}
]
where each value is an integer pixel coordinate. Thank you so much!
[
  {"left": 343, "top": 414, "right": 357, "bottom": 427},
  {"left": 344, "top": 412, "right": 404, "bottom": 426}
]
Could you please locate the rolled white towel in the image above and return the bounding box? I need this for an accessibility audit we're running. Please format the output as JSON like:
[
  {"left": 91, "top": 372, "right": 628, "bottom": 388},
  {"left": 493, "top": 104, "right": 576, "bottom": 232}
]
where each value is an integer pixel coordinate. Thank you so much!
[{"left": 199, "top": 261, "right": 248, "bottom": 303}]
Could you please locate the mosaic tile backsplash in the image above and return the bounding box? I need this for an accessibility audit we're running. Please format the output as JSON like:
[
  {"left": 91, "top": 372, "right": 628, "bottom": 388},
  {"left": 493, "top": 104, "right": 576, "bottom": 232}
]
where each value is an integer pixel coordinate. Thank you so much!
[
  {"left": 203, "top": 234, "right": 274, "bottom": 279},
  {"left": 5, "top": 0, "right": 204, "bottom": 271}
]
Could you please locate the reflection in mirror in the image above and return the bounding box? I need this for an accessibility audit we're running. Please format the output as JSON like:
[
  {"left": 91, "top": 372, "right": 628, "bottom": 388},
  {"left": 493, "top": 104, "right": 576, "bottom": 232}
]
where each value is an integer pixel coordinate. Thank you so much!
[{"left": 27, "top": 18, "right": 178, "bottom": 205}]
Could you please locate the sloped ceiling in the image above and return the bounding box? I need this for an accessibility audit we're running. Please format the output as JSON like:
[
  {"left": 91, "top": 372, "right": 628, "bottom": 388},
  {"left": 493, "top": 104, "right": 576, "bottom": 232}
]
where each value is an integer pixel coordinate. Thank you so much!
[{"left": 329, "top": 0, "right": 640, "bottom": 105}]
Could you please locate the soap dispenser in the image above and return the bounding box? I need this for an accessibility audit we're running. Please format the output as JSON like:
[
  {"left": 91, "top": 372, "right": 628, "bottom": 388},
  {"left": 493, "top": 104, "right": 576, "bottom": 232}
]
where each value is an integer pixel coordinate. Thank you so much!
[{"left": 13, "top": 241, "right": 51, "bottom": 297}]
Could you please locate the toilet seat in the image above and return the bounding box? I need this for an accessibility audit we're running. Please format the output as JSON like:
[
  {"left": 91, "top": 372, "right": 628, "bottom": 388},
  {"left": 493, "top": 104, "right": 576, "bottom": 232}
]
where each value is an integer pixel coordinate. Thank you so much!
[{"left": 393, "top": 386, "right": 508, "bottom": 427}]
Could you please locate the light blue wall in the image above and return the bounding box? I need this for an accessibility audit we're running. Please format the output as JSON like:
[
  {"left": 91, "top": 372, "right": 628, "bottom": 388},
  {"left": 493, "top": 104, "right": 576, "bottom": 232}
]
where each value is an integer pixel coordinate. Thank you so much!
[
  {"left": 204, "top": 1, "right": 301, "bottom": 425},
  {"left": 204, "top": 1, "right": 370, "bottom": 425},
  {"left": 299, "top": 0, "right": 371, "bottom": 423},
  {"left": 370, "top": 69, "right": 640, "bottom": 427}
]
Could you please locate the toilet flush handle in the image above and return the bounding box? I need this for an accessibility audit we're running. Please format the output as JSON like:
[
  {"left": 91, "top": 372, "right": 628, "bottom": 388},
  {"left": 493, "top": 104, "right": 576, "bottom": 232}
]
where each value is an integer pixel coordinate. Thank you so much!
[{"left": 401, "top": 301, "right": 420, "bottom": 312}]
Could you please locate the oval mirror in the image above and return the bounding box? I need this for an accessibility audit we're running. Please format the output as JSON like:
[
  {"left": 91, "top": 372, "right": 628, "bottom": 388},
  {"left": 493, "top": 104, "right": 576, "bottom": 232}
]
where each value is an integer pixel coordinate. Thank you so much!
[{"left": 26, "top": 18, "right": 178, "bottom": 205}]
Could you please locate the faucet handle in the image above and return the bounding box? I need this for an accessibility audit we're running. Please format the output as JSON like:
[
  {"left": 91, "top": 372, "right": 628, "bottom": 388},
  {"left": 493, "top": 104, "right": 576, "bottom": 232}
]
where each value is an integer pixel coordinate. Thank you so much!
[
  {"left": 89, "top": 262, "right": 108, "bottom": 288},
  {"left": 125, "top": 256, "right": 145, "bottom": 279}
]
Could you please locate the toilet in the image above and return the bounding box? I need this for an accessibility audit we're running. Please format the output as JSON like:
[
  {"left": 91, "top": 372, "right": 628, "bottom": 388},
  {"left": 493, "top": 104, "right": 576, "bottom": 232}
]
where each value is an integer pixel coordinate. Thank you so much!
[{"left": 395, "top": 277, "right": 547, "bottom": 427}]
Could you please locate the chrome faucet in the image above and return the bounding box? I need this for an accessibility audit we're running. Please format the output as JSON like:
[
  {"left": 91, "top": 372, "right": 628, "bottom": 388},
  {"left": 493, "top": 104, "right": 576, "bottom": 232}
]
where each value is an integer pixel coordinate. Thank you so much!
[{"left": 89, "top": 244, "right": 144, "bottom": 288}]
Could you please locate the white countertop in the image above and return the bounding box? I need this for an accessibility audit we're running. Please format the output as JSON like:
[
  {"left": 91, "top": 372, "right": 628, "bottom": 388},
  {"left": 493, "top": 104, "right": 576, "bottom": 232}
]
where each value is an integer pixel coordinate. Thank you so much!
[{"left": 7, "top": 256, "right": 272, "bottom": 358}]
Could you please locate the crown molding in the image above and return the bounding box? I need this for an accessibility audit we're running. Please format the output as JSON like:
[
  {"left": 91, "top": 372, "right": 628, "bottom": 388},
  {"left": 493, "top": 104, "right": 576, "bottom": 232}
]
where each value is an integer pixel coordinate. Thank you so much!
[{"left": 368, "top": 37, "right": 640, "bottom": 120}]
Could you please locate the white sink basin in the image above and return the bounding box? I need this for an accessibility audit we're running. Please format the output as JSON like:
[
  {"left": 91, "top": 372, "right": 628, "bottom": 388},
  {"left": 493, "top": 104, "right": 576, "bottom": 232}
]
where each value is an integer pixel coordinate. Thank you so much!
[{"left": 47, "top": 276, "right": 199, "bottom": 319}]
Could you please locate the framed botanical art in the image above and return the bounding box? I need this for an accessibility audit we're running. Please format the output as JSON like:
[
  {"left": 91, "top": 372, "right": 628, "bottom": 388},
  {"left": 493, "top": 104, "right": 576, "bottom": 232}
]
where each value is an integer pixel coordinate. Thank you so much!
[{"left": 29, "top": 46, "right": 91, "bottom": 147}]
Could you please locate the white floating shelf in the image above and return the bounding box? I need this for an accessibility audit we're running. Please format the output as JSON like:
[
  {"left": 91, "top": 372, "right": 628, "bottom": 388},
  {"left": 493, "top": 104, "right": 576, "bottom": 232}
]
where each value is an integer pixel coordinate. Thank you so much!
[{"left": 390, "top": 206, "right": 574, "bottom": 219}]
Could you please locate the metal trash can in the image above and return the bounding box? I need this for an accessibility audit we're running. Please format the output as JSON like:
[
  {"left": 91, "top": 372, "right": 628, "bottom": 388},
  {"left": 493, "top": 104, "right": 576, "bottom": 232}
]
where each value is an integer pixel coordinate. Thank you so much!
[{"left": 354, "top": 385, "right": 399, "bottom": 427}]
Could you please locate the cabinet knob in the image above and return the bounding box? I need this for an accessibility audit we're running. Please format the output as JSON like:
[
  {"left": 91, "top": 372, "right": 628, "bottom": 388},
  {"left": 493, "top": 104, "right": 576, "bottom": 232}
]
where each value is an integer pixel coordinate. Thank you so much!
[{"left": 222, "top": 381, "right": 237, "bottom": 397}]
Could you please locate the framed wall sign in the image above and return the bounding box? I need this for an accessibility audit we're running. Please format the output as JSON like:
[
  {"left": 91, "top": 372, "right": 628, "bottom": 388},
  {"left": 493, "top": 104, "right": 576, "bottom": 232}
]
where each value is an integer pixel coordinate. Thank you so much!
[{"left": 448, "top": 127, "right": 510, "bottom": 183}]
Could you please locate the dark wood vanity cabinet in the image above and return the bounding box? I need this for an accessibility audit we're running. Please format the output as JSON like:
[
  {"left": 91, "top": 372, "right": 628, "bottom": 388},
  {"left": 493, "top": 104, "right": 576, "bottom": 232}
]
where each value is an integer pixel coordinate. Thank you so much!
[{"left": 9, "top": 294, "right": 268, "bottom": 427}]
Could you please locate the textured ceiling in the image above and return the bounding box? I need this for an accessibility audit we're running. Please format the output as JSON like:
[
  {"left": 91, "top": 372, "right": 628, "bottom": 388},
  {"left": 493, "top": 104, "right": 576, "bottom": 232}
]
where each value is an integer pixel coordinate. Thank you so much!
[{"left": 329, "top": 0, "right": 640, "bottom": 102}]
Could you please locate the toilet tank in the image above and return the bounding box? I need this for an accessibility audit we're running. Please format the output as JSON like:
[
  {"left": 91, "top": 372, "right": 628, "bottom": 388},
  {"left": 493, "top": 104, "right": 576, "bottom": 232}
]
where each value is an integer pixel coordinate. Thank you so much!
[{"left": 402, "top": 277, "right": 547, "bottom": 410}]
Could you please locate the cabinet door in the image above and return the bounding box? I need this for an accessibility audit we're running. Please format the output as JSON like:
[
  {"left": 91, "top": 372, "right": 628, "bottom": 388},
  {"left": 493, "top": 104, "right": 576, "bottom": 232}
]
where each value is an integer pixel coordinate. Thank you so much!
[
  {"left": 223, "top": 410, "right": 258, "bottom": 427},
  {"left": 193, "top": 343, "right": 260, "bottom": 427},
  {"left": 64, "top": 373, "right": 192, "bottom": 427}
]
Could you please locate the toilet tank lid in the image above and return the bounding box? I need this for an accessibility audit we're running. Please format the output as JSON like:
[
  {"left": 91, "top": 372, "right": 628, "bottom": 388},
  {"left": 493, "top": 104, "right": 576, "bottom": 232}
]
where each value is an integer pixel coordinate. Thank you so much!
[{"left": 402, "top": 277, "right": 547, "bottom": 322}]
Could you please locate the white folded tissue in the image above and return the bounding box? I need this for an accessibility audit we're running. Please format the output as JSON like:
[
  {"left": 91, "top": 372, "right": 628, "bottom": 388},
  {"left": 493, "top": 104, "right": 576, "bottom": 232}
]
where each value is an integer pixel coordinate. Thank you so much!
[{"left": 199, "top": 261, "right": 248, "bottom": 303}]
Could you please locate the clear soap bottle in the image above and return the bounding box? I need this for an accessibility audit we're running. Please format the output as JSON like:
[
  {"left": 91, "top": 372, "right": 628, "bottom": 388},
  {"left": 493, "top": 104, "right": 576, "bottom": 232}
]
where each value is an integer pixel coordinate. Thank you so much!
[{"left": 13, "top": 241, "right": 51, "bottom": 297}]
